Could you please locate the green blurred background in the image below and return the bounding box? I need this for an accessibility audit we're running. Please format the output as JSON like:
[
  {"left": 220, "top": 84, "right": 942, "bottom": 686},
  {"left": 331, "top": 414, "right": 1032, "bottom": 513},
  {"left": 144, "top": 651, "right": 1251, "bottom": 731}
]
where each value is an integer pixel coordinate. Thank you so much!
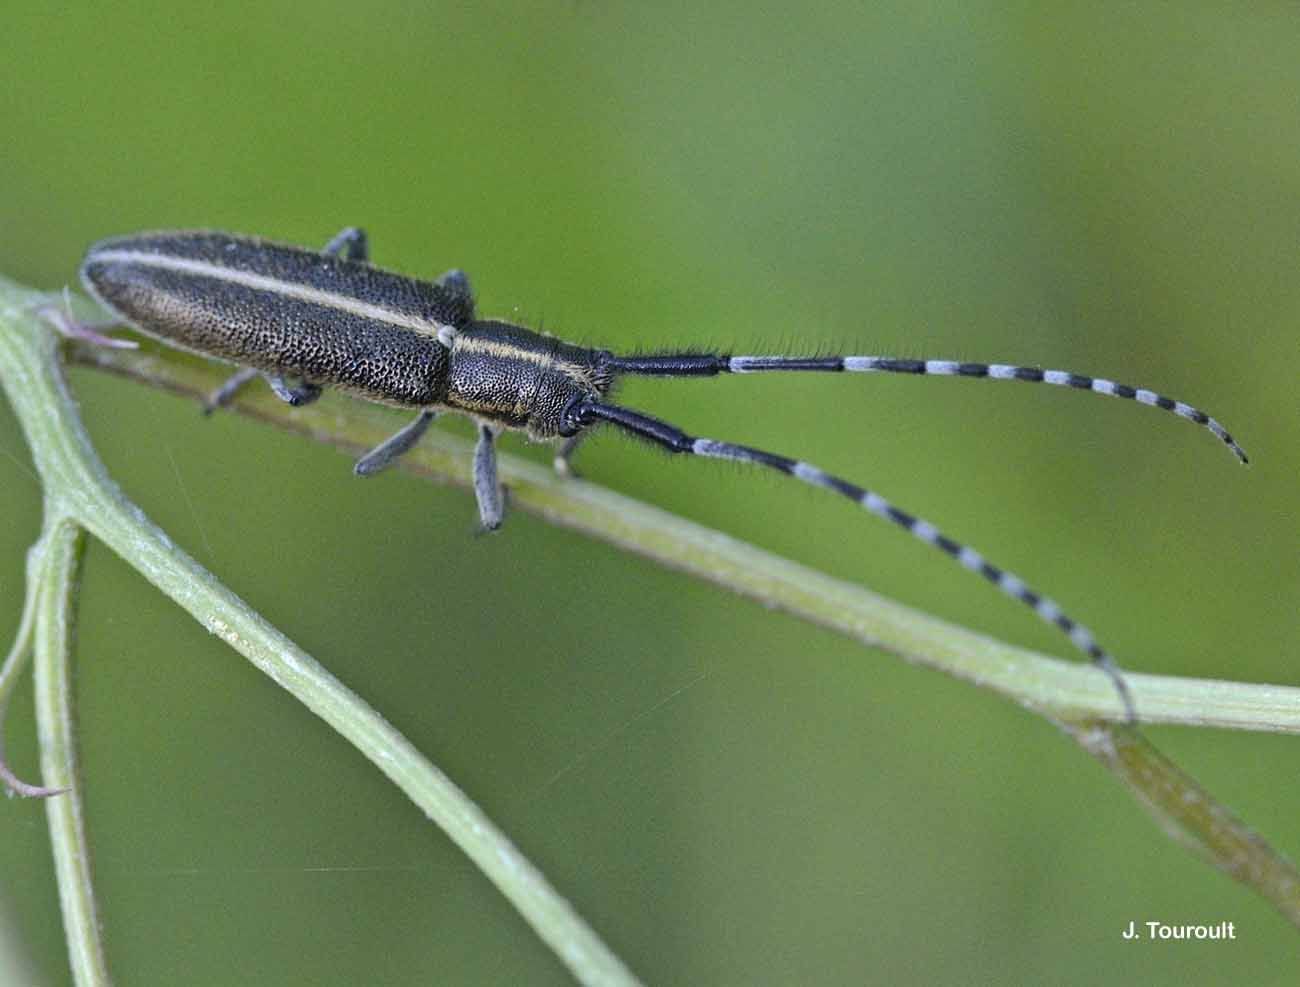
[{"left": 2, "top": 2, "right": 1298, "bottom": 983}]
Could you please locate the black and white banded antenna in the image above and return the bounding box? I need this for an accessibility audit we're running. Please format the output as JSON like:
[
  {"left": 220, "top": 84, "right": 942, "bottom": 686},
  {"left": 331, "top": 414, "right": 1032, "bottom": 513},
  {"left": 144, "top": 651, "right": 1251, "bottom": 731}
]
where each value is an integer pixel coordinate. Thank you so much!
[
  {"left": 569, "top": 351, "right": 1250, "bottom": 722},
  {"left": 601, "top": 353, "right": 1248, "bottom": 465}
]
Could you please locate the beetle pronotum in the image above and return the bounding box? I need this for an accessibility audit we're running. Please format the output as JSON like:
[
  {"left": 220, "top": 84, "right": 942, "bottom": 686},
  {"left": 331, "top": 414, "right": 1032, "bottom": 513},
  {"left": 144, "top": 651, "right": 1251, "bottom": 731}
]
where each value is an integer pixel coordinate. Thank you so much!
[{"left": 71, "top": 228, "right": 1249, "bottom": 720}]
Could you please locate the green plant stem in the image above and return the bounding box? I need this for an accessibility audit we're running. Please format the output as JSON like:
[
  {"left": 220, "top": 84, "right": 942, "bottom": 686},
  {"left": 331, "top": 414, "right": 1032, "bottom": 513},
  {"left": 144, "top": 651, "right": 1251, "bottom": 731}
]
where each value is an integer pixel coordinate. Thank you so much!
[
  {"left": 0, "top": 536, "right": 63, "bottom": 797},
  {"left": 66, "top": 329, "right": 1300, "bottom": 735},
  {"left": 56, "top": 311, "right": 1300, "bottom": 927},
  {"left": 1, "top": 280, "right": 641, "bottom": 984},
  {"left": 32, "top": 518, "right": 110, "bottom": 986},
  {"left": 1070, "top": 723, "right": 1300, "bottom": 926},
  {"left": 3, "top": 273, "right": 1298, "bottom": 957}
]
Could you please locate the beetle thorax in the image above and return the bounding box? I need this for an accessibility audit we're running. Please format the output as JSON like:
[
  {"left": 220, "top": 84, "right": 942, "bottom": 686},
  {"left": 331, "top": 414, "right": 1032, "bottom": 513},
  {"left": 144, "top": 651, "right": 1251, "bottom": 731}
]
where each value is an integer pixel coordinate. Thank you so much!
[{"left": 444, "top": 322, "right": 608, "bottom": 438}]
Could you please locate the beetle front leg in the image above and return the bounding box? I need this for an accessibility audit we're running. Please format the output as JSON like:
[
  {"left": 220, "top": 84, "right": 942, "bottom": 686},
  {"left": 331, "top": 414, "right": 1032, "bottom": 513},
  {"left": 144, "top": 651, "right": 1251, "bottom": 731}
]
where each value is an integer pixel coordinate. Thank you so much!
[{"left": 553, "top": 432, "right": 587, "bottom": 478}]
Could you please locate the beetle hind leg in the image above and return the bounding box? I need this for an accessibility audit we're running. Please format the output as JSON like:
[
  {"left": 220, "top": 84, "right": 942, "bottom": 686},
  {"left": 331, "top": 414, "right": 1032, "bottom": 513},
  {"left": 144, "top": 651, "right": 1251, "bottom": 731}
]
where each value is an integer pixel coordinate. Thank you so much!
[
  {"left": 204, "top": 369, "right": 322, "bottom": 414},
  {"left": 202, "top": 367, "right": 260, "bottom": 415},
  {"left": 265, "top": 375, "right": 322, "bottom": 407},
  {"left": 35, "top": 292, "right": 138, "bottom": 350}
]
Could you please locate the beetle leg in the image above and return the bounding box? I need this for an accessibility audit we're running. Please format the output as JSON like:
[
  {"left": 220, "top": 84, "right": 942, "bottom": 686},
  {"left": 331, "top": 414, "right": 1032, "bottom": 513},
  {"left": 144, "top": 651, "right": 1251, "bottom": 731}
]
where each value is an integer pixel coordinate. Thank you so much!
[
  {"left": 552, "top": 432, "right": 587, "bottom": 479},
  {"left": 434, "top": 267, "right": 471, "bottom": 302},
  {"left": 35, "top": 299, "right": 138, "bottom": 350},
  {"left": 205, "top": 370, "right": 320, "bottom": 412},
  {"left": 202, "top": 367, "right": 260, "bottom": 415},
  {"left": 354, "top": 410, "right": 437, "bottom": 476},
  {"left": 473, "top": 423, "right": 505, "bottom": 531},
  {"left": 322, "top": 227, "right": 368, "bottom": 261},
  {"left": 434, "top": 268, "right": 475, "bottom": 323},
  {"left": 265, "top": 375, "right": 322, "bottom": 407}
]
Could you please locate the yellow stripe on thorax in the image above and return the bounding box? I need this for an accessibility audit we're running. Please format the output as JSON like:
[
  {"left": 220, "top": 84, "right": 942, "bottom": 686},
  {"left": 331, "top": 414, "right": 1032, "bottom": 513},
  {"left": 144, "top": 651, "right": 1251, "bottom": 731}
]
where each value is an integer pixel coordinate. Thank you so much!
[{"left": 451, "top": 334, "right": 596, "bottom": 389}]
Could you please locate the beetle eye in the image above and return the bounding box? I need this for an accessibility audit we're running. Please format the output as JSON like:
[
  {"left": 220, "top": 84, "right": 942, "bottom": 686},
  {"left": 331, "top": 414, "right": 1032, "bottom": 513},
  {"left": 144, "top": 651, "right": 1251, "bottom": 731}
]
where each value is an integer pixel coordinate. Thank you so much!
[{"left": 558, "top": 396, "right": 588, "bottom": 437}]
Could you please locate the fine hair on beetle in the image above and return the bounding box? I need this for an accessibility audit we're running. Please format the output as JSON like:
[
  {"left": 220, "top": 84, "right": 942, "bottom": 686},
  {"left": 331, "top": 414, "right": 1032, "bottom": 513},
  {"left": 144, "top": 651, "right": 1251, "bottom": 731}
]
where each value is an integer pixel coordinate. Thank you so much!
[{"left": 67, "top": 227, "right": 1251, "bottom": 724}]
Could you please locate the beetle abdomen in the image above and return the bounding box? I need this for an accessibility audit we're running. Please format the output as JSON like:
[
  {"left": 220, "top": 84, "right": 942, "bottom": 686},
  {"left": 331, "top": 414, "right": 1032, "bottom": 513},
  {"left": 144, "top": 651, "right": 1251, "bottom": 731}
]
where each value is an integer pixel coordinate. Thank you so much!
[{"left": 81, "top": 231, "right": 457, "bottom": 407}]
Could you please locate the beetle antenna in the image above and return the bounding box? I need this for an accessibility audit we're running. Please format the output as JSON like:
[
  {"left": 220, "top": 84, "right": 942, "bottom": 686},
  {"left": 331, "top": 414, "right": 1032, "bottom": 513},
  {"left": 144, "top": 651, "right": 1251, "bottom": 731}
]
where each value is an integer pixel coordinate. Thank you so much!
[
  {"left": 604, "top": 352, "right": 1248, "bottom": 464},
  {"left": 577, "top": 399, "right": 1139, "bottom": 723}
]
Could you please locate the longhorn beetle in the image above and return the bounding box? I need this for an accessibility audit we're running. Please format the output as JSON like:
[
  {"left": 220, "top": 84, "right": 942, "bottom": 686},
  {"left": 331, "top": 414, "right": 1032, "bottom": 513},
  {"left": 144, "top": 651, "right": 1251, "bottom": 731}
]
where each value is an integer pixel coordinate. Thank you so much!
[{"left": 70, "top": 228, "right": 1249, "bottom": 721}]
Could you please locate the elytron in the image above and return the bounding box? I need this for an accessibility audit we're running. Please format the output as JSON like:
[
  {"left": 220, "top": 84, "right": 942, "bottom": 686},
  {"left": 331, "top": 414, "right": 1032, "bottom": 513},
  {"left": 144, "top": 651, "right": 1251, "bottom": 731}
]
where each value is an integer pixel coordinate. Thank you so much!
[{"left": 74, "top": 228, "right": 1249, "bottom": 719}]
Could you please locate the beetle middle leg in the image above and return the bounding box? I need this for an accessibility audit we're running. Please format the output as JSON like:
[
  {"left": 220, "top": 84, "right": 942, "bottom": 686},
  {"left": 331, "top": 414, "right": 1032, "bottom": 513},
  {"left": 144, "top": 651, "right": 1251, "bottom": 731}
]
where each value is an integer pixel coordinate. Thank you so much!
[{"left": 354, "top": 410, "right": 437, "bottom": 476}]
